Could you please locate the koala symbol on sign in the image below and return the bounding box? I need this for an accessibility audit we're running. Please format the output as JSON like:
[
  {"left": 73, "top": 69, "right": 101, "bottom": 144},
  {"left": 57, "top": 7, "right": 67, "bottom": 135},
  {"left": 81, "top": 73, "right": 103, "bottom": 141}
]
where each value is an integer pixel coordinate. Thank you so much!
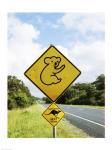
[{"left": 40, "top": 56, "right": 65, "bottom": 85}]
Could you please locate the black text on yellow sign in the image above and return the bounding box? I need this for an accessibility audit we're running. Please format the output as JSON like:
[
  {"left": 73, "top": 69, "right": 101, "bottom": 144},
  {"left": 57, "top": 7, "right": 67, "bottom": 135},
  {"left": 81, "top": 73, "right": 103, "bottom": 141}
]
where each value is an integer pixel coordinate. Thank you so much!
[
  {"left": 24, "top": 45, "right": 81, "bottom": 102},
  {"left": 42, "top": 103, "right": 65, "bottom": 127}
]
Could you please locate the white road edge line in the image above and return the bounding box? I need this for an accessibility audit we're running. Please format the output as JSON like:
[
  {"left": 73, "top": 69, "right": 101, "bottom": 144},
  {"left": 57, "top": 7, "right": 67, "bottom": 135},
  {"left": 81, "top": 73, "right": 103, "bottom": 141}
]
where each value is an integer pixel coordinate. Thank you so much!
[{"left": 65, "top": 112, "right": 105, "bottom": 128}]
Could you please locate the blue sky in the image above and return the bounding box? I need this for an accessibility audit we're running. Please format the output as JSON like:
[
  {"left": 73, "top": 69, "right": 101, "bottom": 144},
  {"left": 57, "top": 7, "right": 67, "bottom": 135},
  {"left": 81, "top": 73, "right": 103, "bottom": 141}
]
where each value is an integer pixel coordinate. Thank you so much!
[
  {"left": 15, "top": 13, "right": 70, "bottom": 47},
  {"left": 8, "top": 13, "right": 105, "bottom": 97},
  {"left": 15, "top": 13, "right": 105, "bottom": 48}
]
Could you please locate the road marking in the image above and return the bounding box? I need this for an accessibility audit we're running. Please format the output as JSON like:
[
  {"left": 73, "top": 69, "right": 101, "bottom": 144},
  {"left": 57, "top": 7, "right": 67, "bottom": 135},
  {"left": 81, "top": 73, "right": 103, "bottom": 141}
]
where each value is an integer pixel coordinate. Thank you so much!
[{"left": 65, "top": 112, "right": 105, "bottom": 128}]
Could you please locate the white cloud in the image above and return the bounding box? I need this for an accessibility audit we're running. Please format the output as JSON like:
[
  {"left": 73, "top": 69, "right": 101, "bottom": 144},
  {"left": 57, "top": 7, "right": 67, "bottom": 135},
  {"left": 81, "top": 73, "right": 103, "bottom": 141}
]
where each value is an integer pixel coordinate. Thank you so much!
[
  {"left": 71, "top": 40, "right": 105, "bottom": 83},
  {"left": 57, "top": 13, "right": 105, "bottom": 83},
  {"left": 8, "top": 14, "right": 105, "bottom": 98},
  {"left": 59, "top": 13, "right": 105, "bottom": 33},
  {"left": 53, "top": 41, "right": 105, "bottom": 84},
  {"left": 43, "top": 42, "right": 104, "bottom": 84},
  {"left": 8, "top": 15, "right": 44, "bottom": 97}
]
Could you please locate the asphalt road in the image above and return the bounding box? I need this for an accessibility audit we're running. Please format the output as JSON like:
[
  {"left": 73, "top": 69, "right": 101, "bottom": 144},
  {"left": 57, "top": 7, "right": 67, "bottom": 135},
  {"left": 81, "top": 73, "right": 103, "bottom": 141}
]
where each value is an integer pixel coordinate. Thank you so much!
[{"left": 43, "top": 104, "right": 105, "bottom": 138}]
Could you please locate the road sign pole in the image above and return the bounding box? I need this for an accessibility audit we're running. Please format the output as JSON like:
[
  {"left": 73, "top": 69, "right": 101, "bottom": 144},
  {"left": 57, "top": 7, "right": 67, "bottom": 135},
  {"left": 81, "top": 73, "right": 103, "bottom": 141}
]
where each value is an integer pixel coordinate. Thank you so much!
[{"left": 53, "top": 126, "right": 56, "bottom": 138}]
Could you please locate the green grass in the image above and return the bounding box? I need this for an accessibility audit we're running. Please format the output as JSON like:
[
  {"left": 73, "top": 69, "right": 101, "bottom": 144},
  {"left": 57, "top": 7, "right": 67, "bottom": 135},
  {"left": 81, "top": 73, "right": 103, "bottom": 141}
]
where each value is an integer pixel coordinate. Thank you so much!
[{"left": 8, "top": 104, "right": 89, "bottom": 138}]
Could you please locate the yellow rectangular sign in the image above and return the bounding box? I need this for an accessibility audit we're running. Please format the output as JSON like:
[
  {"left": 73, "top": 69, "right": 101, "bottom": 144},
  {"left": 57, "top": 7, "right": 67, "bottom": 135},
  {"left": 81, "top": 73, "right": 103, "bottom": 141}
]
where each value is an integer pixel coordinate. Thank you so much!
[
  {"left": 42, "top": 103, "right": 65, "bottom": 127},
  {"left": 24, "top": 45, "right": 81, "bottom": 102}
]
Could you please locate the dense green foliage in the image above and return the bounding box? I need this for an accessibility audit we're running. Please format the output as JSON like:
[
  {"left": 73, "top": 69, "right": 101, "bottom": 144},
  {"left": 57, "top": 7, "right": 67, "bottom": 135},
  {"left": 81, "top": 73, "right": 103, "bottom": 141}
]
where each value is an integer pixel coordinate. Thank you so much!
[
  {"left": 43, "top": 74, "right": 105, "bottom": 106},
  {"left": 8, "top": 76, "right": 37, "bottom": 110}
]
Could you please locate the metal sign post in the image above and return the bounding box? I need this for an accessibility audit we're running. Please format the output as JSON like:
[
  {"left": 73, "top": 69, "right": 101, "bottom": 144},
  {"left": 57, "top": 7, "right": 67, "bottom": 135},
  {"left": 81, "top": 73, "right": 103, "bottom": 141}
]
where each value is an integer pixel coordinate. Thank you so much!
[{"left": 53, "top": 126, "right": 56, "bottom": 138}]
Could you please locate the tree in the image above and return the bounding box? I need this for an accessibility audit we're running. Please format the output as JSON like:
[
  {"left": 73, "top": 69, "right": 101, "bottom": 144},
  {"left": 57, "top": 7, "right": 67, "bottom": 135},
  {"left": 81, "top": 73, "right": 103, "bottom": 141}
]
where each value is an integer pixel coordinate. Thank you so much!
[
  {"left": 93, "top": 74, "right": 105, "bottom": 106},
  {"left": 8, "top": 74, "right": 105, "bottom": 107},
  {"left": 8, "top": 75, "right": 37, "bottom": 109},
  {"left": 93, "top": 74, "right": 105, "bottom": 90},
  {"left": 43, "top": 74, "right": 105, "bottom": 106},
  {"left": 42, "top": 97, "right": 51, "bottom": 103}
]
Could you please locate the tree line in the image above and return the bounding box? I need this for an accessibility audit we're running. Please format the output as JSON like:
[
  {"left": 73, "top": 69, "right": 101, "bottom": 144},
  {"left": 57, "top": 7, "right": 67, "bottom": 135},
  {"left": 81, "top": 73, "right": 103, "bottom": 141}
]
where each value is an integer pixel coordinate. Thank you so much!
[
  {"left": 8, "top": 74, "right": 105, "bottom": 110},
  {"left": 8, "top": 75, "right": 37, "bottom": 110},
  {"left": 43, "top": 74, "right": 105, "bottom": 106}
]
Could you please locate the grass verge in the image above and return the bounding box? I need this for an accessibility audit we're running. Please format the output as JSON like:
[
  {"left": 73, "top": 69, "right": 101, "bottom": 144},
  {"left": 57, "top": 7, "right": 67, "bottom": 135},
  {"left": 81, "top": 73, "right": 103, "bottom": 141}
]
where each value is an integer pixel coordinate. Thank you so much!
[{"left": 8, "top": 104, "right": 89, "bottom": 138}]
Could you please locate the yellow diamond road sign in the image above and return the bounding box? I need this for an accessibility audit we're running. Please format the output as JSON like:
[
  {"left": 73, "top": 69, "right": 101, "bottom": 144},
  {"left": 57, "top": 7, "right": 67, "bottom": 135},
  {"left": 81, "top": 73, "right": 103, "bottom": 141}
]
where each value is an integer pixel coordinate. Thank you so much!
[
  {"left": 42, "top": 103, "right": 64, "bottom": 126},
  {"left": 24, "top": 45, "right": 81, "bottom": 102}
]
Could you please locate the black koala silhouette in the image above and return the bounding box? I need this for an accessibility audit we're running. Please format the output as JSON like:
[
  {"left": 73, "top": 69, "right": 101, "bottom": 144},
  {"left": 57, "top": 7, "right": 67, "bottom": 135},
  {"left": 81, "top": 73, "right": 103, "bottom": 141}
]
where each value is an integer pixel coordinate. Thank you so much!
[{"left": 40, "top": 56, "right": 65, "bottom": 85}]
